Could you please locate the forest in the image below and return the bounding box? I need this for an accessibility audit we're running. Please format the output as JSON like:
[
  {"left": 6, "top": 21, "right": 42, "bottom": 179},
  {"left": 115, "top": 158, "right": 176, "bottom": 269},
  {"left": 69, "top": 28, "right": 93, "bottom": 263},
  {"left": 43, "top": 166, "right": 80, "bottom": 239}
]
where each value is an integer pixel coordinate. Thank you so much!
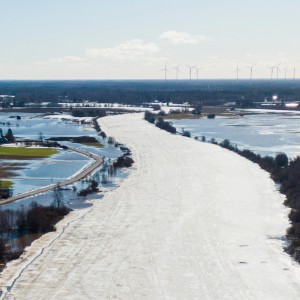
[{"left": 1, "top": 80, "right": 300, "bottom": 107}]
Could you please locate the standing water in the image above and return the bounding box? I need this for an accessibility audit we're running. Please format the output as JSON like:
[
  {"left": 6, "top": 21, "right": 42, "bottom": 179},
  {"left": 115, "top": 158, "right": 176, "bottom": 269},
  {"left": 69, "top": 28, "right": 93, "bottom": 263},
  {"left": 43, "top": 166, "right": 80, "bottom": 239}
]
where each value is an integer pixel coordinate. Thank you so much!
[{"left": 171, "top": 113, "right": 300, "bottom": 158}]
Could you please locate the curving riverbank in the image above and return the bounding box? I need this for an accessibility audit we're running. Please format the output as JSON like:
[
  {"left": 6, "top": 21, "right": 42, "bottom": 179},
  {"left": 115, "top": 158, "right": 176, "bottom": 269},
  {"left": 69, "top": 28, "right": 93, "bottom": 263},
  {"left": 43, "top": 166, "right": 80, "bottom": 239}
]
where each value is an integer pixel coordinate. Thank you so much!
[
  {"left": 0, "top": 146, "right": 103, "bottom": 206},
  {"left": 1, "top": 112, "right": 300, "bottom": 299}
]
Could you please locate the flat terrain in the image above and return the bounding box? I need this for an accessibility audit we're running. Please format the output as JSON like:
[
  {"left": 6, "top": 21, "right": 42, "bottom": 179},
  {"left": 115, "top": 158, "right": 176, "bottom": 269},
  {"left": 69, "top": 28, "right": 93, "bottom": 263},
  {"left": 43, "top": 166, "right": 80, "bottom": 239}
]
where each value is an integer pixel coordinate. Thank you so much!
[
  {"left": 0, "top": 180, "right": 13, "bottom": 188},
  {"left": 0, "top": 162, "right": 26, "bottom": 178},
  {"left": 0, "top": 147, "right": 58, "bottom": 159},
  {"left": 1, "top": 113, "right": 300, "bottom": 299},
  {"left": 0, "top": 146, "right": 103, "bottom": 205}
]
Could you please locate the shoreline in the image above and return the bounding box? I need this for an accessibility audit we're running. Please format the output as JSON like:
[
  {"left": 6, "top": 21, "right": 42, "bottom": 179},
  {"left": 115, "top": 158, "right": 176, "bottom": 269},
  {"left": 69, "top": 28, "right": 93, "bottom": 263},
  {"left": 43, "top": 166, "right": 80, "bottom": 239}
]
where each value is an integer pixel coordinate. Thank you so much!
[
  {"left": 1, "top": 112, "right": 300, "bottom": 299},
  {"left": 0, "top": 146, "right": 103, "bottom": 206}
]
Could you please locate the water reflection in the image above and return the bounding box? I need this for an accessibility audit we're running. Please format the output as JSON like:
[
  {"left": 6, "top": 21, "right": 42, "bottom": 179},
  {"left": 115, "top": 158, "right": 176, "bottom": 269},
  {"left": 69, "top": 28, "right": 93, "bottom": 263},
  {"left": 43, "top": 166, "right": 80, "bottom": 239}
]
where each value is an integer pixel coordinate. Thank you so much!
[{"left": 0, "top": 113, "right": 122, "bottom": 196}]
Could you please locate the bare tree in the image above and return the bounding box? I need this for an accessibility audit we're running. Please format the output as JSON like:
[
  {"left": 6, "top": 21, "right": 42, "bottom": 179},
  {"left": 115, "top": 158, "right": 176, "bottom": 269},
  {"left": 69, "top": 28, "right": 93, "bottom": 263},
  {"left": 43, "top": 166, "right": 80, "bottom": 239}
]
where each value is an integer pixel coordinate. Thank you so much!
[{"left": 51, "top": 183, "right": 65, "bottom": 208}]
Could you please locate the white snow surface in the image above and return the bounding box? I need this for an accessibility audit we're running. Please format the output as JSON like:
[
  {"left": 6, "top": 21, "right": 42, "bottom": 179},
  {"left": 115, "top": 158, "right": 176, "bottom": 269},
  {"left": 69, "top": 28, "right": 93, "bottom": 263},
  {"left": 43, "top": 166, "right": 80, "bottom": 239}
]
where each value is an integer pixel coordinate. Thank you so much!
[
  {"left": 1, "top": 112, "right": 300, "bottom": 299},
  {"left": 43, "top": 114, "right": 94, "bottom": 122}
]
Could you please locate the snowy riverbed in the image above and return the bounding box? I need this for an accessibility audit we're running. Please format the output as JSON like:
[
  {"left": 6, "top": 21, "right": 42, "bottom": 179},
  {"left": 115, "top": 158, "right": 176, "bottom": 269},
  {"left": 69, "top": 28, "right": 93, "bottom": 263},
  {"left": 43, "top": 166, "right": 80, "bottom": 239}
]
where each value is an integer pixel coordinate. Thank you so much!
[{"left": 1, "top": 112, "right": 300, "bottom": 299}]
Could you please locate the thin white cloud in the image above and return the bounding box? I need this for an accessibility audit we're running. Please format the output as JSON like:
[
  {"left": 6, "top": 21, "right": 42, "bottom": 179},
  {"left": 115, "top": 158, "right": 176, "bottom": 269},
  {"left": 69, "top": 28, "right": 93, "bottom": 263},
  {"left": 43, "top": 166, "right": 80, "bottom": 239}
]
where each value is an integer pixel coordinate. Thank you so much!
[
  {"left": 50, "top": 56, "right": 84, "bottom": 64},
  {"left": 86, "top": 39, "right": 161, "bottom": 61},
  {"left": 207, "top": 55, "right": 218, "bottom": 60},
  {"left": 159, "top": 31, "right": 212, "bottom": 44}
]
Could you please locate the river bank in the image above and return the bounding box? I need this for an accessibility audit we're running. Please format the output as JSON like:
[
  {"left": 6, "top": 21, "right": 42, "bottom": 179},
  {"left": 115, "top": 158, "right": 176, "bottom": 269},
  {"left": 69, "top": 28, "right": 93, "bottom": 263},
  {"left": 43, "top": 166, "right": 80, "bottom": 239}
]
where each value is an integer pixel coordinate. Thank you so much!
[
  {"left": 0, "top": 112, "right": 123, "bottom": 196},
  {"left": 0, "top": 112, "right": 299, "bottom": 299},
  {"left": 170, "top": 111, "right": 300, "bottom": 158}
]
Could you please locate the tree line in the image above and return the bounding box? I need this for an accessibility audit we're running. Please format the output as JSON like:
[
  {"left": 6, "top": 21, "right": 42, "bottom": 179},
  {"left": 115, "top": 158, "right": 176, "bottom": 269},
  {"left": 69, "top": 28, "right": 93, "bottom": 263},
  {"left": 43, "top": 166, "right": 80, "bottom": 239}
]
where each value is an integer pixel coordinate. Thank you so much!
[
  {"left": 0, "top": 202, "right": 70, "bottom": 262},
  {"left": 2, "top": 80, "right": 300, "bottom": 108},
  {"left": 144, "top": 113, "right": 300, "bottom": 263},
  {"left": 0, "top": 128, "right": 15, "bottom": 143},
  {"left": 144, "top": 111, "right": 176, "bottom": 134},
  {"left": 207, "top": 138, "right": 300, "bottom": 262}
]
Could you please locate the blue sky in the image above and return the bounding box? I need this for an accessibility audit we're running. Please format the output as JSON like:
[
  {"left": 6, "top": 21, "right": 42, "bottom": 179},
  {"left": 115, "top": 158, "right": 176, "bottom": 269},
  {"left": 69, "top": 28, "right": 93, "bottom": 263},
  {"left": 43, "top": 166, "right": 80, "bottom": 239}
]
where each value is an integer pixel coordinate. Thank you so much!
[{"left": 0, "top": 0, "right": 299, "bottom": 79}]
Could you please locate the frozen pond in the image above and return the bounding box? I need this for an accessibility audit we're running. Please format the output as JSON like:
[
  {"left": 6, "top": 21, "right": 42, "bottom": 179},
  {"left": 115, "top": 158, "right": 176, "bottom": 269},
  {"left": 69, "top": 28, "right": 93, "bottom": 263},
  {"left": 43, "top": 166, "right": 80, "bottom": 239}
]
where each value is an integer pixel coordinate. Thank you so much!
[{"left": 171, "top": 113, "right": 300, "bottom": 158}]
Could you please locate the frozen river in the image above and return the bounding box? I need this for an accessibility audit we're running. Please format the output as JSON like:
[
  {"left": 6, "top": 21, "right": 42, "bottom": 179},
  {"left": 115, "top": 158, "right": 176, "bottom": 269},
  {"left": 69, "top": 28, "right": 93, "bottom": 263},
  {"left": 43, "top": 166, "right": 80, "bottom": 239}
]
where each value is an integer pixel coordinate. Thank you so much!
[{"left": 2, "top": 113, "right": 300, "bottom": 299}]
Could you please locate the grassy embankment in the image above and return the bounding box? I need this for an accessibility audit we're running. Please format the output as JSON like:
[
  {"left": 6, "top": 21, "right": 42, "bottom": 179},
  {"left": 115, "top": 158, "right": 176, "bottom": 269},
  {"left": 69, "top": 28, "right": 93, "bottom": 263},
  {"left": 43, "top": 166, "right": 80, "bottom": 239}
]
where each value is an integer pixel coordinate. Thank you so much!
[
  {"left": 0, "top": 147, "right": 59, "bottom": 159},
  {"left": 80, "top": 141, "right": 103, "bottom": 148},
  {"left": 0, "top": 180, "right": 13, "bottom": 188},
  {"left": 163, "top": 112, "right": 202, "bottom": 120},
  {"left": 0, "top": 147, "right": 59, "bottom": 179},
  {"left": 162, "top": 106, "right": 238, "bottom": 120},
  {"left": 48, "top": 136, "right": 104, "bottom": 148}
]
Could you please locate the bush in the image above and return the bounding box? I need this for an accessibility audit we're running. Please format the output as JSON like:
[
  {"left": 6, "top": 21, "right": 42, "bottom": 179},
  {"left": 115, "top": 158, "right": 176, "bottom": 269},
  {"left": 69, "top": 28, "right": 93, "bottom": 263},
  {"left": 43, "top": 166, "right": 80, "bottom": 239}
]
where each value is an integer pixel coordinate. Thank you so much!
[
  {"left": 0, "top": 238, "right": 6, "bottom": 260},
  {"left": 219, "top": 139, "right": 233, "bottom": 150},
  {"left": 26, "top": 203, "right": 70, "bottom": 233},
  {"left": 275, "top": 153, "right": 289, "bottom": 168},
  {"left": 78, "top": 179, "right": 99, "bottom": 196},
  {"left": 207, "top": 114, "right": 215, "bottom": 119},
  {"left": 144, "top": 111, "right": 176, "bottom": 134},
  {"left": 210, "top": 138, "right": 217, "bottom": 144},
  {"left": 93, "top": 118, "right": 101, "bottom": 132},
  {"left": 169, "top": 109, "right": 181, "bottom": 114},
  {"left": 182, "top": 130, "right": 191, "bottom": 137},
  {"left": 100, "top": 131, "right": 107, "bottom": 138},
  {"left": 107, "top": 136, "right": 115, "bottom": 144},
  {"left": 151, "top": 104, "right": 161, "bottom": 111},
  {"left": 113, "top": 156, "right": 134, "bottom": 168},
  {"left": 144, "top": 111, "right": 156, "bottom": 124},
  {"left": 155, "top": 118, "right": 176, "bottom": 134},
  {"left": 157, "top": 110, "right": 166, "bottom": 116}
]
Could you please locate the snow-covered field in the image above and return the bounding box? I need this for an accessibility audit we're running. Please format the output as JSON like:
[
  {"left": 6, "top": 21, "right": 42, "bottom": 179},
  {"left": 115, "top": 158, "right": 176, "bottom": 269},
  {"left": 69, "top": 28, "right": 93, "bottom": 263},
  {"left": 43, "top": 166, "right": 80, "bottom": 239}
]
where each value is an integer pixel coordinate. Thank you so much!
[
  {"left": 43, "top": 114, "right": 95, "bottom": 122},
  {"left": 1, "top": 112, "right": 300, "bottom": 299}
]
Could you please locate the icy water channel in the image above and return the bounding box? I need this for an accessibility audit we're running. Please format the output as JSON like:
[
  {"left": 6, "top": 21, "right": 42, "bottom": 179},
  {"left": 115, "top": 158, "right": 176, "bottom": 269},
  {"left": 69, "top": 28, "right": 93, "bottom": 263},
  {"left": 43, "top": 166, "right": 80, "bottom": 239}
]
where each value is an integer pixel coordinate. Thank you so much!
[
  {"left": 0, "top": 112, "right": 122, "bottom": 199},
  {"left": 171, "top": 112, "right": 300, "bottom": 158}
]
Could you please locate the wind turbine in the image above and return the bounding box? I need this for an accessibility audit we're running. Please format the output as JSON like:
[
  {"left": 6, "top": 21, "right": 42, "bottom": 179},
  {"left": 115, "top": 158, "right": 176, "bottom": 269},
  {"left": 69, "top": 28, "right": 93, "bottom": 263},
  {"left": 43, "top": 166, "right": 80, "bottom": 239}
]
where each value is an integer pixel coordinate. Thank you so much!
[
  {"left": 275, "top": 63, "right": 281, "bottom": 80},
  {"left": 186, "top": 65, "right": 195, "bottom": 80},
  {"left": 235, "top": 65, "right": 241, "bottom": 80},
  {"left": 195, "top": 66, "right": 201, "bottom": 80},
  {"left": 161, "top": 65, "right": 169, "bottom": 81},
  {"left": 268, "top": 65, "right": 275, "bottom": 80},
  {"left": 293, "top": 67, "right": 296, "bottom": 81},
  {"left": 248, "top": 64, "right": 256, "bottom": 80},
  {"left": 174, "top": 64, "right": 180, "bottom": 80}
]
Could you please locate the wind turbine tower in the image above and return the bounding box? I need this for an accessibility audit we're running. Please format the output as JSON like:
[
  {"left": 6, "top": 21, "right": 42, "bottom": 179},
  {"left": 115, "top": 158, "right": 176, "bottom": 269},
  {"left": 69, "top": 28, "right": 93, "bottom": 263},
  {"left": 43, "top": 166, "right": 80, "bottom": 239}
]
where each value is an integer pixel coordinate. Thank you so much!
[
  {"left": 268, "top": 65, "right": 275, "bottom": 80},
  {"left": 275, "top": 63, "right": 281, "bottom": 80},
  {"left": 195, "top": 66, "right": 201, "bottom": 80},
  {"left": 187, "top": 65, "right": 195, "bottom": 80},
  {"left": 293, "top": 67, "right": 296, "bottom": 81},
  {"left": 161, "top": 65, "right": 169, "bottom": 81},
  {"left": 235, "top": 66, "right": 241, "bottom": 80},
  {"left": 175, "top": 64, "right": 180, "bottom": 80},
  {"left": 248, "top": 64, "right": 256, "bottom": 80}
]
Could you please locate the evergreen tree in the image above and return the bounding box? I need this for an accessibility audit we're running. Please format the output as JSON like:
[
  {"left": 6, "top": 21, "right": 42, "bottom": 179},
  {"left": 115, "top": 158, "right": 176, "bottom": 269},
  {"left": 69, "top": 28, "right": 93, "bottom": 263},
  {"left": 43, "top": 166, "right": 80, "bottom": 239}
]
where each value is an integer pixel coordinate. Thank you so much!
[{"left": 5, "top": 128, "right": 15, "bottom": 143}]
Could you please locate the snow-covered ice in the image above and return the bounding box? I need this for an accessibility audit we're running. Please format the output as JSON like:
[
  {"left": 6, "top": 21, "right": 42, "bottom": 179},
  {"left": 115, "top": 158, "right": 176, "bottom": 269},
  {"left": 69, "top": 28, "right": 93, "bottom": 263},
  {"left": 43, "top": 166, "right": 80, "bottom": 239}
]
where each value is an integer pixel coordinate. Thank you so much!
[{"left": 1, "top": 112, "right": 300, "bottom": 299}]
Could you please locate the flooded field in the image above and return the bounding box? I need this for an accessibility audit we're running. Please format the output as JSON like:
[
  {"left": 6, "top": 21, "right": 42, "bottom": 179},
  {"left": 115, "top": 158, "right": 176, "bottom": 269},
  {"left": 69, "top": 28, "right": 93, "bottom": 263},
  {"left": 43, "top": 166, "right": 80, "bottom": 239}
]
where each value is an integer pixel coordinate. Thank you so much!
[
  {"left": 172, "top": 112, "right": 300, "bottom": 158},
  {"left": 0, "top": 113, "right": 122, "bottom": 197}
]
